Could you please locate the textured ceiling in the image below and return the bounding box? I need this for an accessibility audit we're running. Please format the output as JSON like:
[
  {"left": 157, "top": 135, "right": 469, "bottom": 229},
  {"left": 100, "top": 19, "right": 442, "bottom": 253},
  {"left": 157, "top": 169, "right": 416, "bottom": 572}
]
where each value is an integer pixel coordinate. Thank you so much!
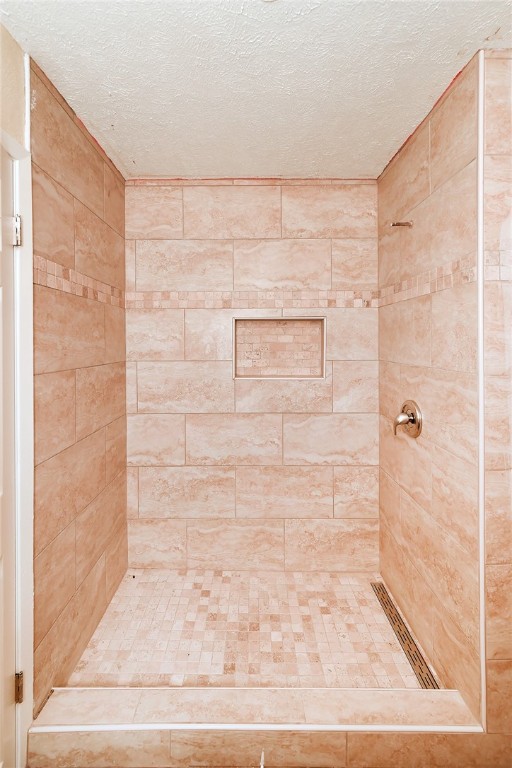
[{"left": 1, "top": 1, "right": 511, "bottom": 179}]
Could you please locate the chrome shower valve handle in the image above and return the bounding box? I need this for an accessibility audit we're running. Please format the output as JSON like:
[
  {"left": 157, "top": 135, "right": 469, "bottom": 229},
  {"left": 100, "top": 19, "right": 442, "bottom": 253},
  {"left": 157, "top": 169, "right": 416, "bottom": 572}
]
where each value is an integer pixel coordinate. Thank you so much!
[{"left": 393, "top": 400, "right": 422, "bottom": 438}]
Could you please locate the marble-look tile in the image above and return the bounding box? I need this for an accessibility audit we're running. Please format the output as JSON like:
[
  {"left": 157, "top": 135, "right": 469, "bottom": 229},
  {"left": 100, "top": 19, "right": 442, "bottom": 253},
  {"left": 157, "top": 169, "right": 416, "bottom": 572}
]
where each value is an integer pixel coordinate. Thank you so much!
[
  {"left": 236, "top": 466, "right": 333, "bottom": 518},
  {"left": 332, "top": 238, "right": 378, "bottom": 289},
  {"left": 485, "top": 469, "right": 512, "bottom": 564},
  {"left": 75, "top": 473, "right": 126, "bottom": 586},
  {"left": 378, "top": 122, "right": 430, "bottom": 228},
  {"left": 284, "top": 308, "right": 378, "bottom": 361},
  {"left": 379, "top": 295, "right": 431, "bottom": 366},
  {"left": 486, "top": 563, "right": 512, "bottom": 659},
  {"left": 378, "top": 468, "right": 401, "bottom": 535},
  {"left": 234, "top": 239, "right": 331, "bottom": 290},
  {"left": 379, "top": 415, "right": 432, "bottom": 513},
  {"left": 347, "top": 733, "right": 511, "bottom": 768},
  {"left": 74, "top": 199, "right": 125, "bottom": 289},
  {"left": 34, "top": 286, "right": 105, "bottom": 373},
  {"left": 137, "top": 361, "right": 234, "bottom": 413},
  {"left": 431, "top": 282, "right": 478, "bottom": 373},
  {"left": 34, "top": 370, "right": 75, "bottom": 465},
  {"left": 334, "top": 466, "right": 379, "bottom": 518},
  {"left": 127, "top": 467, "right": 139, "bottom": 519},
  {"left": 186, "top": 414, "right": 282, "bottom": 465},
  {"left": 485, "top": 58, "right": 512, "bottom": 155},
  {"left": 430, "top": 57, "right": 477, "bottom": 191},
  {"left": 32, "top": 163, "right": 74, "bottom": 267},
  {"left": 332, "top": 361, "right": 378, "bottom": 412},
  {"left": 487, "top": 659, "right": 512, "bottom": 734},
  {"left": 126, "top": 362, "right": 137, "bottom": 414},
  {"left": 105, "top": 515, "right": 128, "bottom": 603},
  {"left": 34, "top": 429, "right": 106, "bottom": 556},
  {"left": 33, "top": 556, "right": 107, "bottom": 713},
  {"left": 136, "top": 239, "right": 234, "bottom": 291},
  {"left": 33, "top": 688, "right": 142, "bottom": 726},
  {"left": 34, "top": 522, "right": 76, "bottom": 647},
  {"left": 28, "top": 730, "right": 171, "bottom": 768},
  {"left": 128, "top": 519, "right": 187, "bottom": 568},
  {"left": 187, "top": 520, "right": 284, "bottom": 570},
  {"left": 127, "top": 414, "right": 185, "bottom": 466},
  {"left": 282, "top": 184, "right": 377, "bottom": 238},
  {"left": 30, "top": 72, "right": 104, "bottom": 217},
  {"left": 104, "top": 304, "right": 126, "bottom": 365},
  {"left": 170, "top": 730, "right": 346, "bottom": 768},
  {"left": 106, "top": 415, "right": 126, "bottom": 484},
  {"left": 285, "top": 519, "right": 378, "bottom": 571},
  {"left": 125, "top": 185, "right": 182, "bottom": 239},
  {"left": 126, "top": 309, "right": 184, "bottom": 361},
  {"left": 185, "top": 308, "right": 281, "bottom": 361},
  {"left": 104, "top": 164, "right": 125, "bottom": 237},
  {"left": 139, "top": 466, "right": 235, "bottom": 518},
  {"left": 484, "top": 154, "right": 512, "bottom": 252},
  {"left": 379, "top": 361, "right": 402, "bottom": 422},
  {"left": 183, "top": 185, "right": 281, "bottom": 238},
  {"left": 75, "top": 363, "right": 126, "bottom": 440},
  {"left": 283, "top": 414, "right": 378, "bottom": 465},
  {"left": 125, "top": 239, "right": 136, "bottom": 291},
  {"left": 377, "top": 225, "right": 401, "bottom": 288},
  {"left": 484, "top": 282, "right": 512, "bottom": 377},
  {"left": 485, "top": 374, "right": 512, "bottom": 470},
  {"left": 431, "top": 444, "right": 479, "bottom": 557},
  {"left": 235, "top": 364, "right": 332, "bottom": 413}
]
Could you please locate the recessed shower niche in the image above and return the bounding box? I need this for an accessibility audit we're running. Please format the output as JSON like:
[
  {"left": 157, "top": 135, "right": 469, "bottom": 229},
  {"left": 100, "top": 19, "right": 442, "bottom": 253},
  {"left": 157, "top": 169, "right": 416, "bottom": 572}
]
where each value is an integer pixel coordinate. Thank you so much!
[{"left": 233, "top": 317, "right": 326, "bottom": 379}]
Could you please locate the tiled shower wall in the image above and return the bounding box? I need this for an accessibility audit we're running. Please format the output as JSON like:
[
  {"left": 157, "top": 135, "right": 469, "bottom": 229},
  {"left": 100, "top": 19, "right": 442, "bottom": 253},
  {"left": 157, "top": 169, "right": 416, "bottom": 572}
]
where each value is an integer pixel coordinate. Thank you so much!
[
  {"left": 31, "top": 63, "right": 127, "bottom": 713},
  {"left": 125, "top": 180, "right": 379, "bottom": 571},
  {"left": 378, "top": 55, "right": 481, "bottom": 715}
]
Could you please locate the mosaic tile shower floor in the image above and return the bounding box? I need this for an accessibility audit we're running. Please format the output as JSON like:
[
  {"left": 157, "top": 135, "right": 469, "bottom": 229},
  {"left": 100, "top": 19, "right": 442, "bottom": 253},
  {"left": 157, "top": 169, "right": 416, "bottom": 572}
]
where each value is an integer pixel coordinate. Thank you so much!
[{"left": 68, "top": 569, "right": 421, "bottom": 689}]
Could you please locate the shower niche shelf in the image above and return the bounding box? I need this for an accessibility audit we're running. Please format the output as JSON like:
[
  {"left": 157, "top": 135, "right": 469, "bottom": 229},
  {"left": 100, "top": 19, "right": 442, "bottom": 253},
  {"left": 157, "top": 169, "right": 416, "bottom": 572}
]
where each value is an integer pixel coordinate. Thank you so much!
[{"left": 233, "top": 317, "right": 326, "bottom": 379}]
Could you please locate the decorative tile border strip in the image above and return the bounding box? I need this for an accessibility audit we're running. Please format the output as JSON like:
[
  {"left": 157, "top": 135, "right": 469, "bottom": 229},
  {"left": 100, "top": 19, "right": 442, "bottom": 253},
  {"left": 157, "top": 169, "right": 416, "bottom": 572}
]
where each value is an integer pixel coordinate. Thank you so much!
[
  {"left": 33, "top": 256, "right": 124, "bottom": 307},
  {"left": 124, "top": 290, "right": 379, "bottom": 310},
  {"left": 379, "top": 256, "right": 476, "bottom": 307}
]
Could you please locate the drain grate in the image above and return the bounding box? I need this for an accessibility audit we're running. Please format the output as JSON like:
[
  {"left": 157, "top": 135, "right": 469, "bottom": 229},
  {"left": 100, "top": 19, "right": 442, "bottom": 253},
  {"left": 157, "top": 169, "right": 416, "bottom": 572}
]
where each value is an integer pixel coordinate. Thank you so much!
[{"left": 371, "top": 582, "right": 439, "bottom": 689}]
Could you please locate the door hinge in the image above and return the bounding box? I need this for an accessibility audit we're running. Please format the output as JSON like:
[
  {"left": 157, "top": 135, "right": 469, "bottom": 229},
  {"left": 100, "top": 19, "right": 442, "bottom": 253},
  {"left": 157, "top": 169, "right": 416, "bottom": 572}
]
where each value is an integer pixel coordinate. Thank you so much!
[
  {"left": 14, "top": 214, "right": 22, "bottom": 246},
  {"left": 15, "top": 671, "right": 23, "bottom": 704}
]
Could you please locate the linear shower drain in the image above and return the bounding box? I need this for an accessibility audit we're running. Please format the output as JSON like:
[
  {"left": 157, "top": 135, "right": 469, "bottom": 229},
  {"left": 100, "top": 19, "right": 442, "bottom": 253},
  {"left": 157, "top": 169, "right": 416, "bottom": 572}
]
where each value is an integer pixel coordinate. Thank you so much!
[{"left": 371, "top": 582, "right": 439, "bottom": 689}]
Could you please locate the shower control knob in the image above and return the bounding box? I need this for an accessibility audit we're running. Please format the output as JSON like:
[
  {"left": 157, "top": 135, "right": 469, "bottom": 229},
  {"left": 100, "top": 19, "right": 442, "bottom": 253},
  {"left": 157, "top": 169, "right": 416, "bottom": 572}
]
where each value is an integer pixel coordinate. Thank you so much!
[{"left": 393, "top": 400, "right": 422, "bottom": 438}]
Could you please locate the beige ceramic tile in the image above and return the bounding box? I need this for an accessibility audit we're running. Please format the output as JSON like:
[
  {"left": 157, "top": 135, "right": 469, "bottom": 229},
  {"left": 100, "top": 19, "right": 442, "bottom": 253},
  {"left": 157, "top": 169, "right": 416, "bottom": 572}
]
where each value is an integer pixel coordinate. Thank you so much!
[
  {"left": 126, "top": 362, "right": 137, "bottom": 414},
  {"left": 74, "top": 199, "right": 125, "bottom": 289},
  {"left": 105, "top": 516, "right": 128, "bottom": 602},
  {"left": 34, "top": 429, "right": 106, "bottom": 556},
  {"left": 126, "top": 309, "right": 184, "bottom": 361},
  {"left": 136, "top": 239, "right": 234, "bottom": 291},
  {"left": 34, "top": 286, "right": 105, "bottom": 373},
  {"left": 236, "top": 466, "right": 333, "bottom": 518},
  {"left": 34, "top": 688, "right": 142, "bottom": 726},
  {"left": 32, "top": 163, "right": 74, "bottom": 267},
  {"left": 283, "top": 308, "right": 378, "bottom": 361},
  {"left": 484, "top": 282, "right": 512, "bottom": 377},
  {"left": 186, "top": 414, "right": 282, "bottom": 465},
  {"left": 28, "top": 730, "right": 171, "bottom": 768},
  {"left": 378, "top": 122, "right": 430, "bottom": 228},
  {"left": 104, "top": 164, "right": 125, "bottom": 237},
  {"left": 75, "top": 472, "right": 126, "bottom": 586},
  {"left": 487, "top": 659, "right": 512, "bottom": 734},
  {"left": 347, "top": 733, "right": 512, "bottom": 768},
  {"left": 379, "top": 468, "right": 401, "bottom": 535},
  {"left": 485, "top": 57, "right": 512, "bottom": 156},
  {"left": 34, "top": 522, "right": 76, "bottom": 647},
  {"left": 33, "top": 556, "right": 107, "bottom": 713},
  {"left": 137, "top": 361, "right": 234, "bottom": 413},
  {"left": 187, "top": 520, "right": 285, "bottom": 570},
  {"left": 139, "top": 466, "right": 235, "bottom": 518},
  {"left": 106, "top": 415, "right": 127, "bottom": 484},
  {"left": 334, "top": 466, "right": 379, "bottom": 518},
  {"left": 183, "top": 185, "right": 281, "bottom": 238},
  {"left": 331, "top": 238, "right": 378, "bottom": 289},
  {"left": 125, "top": 239, "right": 136, "bottom": 291},
  {"left": 486, "top": 563, "right": 512, "bottom": 659},
  {"left": 332, "top": 361, "right": 378, "bottom": 413},
  {"left": 379, "top": 361, "right": 402, "bottom": 422},
  {"left": 430, "top": 57, "right": 478, "bottom": 192},
  {"left": 377, "top": 225, "right": 401, "bottom": 288},
  {"left": 431, "top": 444, "right": 478, "bottom": 557},
  {"left": 235, "top": 364, "right": 332, "bottom": 413},
  {"left": 484, "top": 155, "right": 512, "bottom": 253},
  {"left": 127, "top": 467, "right": 139, "bottom": 519},
  {"left": 281, "top": 184, "right": 377, "bottom": 238},
  {"left": 125, "top": 185, "right": 182, "bottom": 239},
  {"left": 234, "top": 238, "right": 331, "bottom": 290},
  {"left": 285, "top": 518, "right": 378, "bottom": 571},
  {"left": 185, "top": 308, "right": 282, "bottom": 361},
  {"left": 170, "top": 730, "right": 346, "bottom": 768},
  {"left": 34, "top": 370, "right": 75, "bottom": 465},
  {"left": 485, "top": 375, "right": 512, "bottom": 471},
  {"left": 379, "top": 295, "right": 431, "bottom": 366},
  {"left": 485, "top": 469, "right": 512, "bottom": 564},
  {"left": 104, "top": 304, "right": 126, "bottom": 366},
  {"left": 31, "top": 72, "right": 104, "bottom": 217},
  {"left": 431, "top": 282, "right": 477, "bottom": 373},
  {"left": 283, "top": 414, "right": 378, "bottom": 465},
  {"left": 379, "top": 415, "right": 432, "bottom": 513},
  {"left": 128, "top": 519, "right": 186, "bottom": 568},
  {"left": 127, "top": 414, "right": 185, "bottom": 466},
  {"left": 75, "top": 363, "right": 126, "bottom": 440}
]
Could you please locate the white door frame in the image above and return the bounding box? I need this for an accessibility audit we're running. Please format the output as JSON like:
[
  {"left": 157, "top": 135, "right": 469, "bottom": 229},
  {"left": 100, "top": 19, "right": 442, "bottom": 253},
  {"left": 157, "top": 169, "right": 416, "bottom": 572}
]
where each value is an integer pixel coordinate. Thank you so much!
[{"left": 1, "top": 53, "right": 34, "bottom": 767}]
